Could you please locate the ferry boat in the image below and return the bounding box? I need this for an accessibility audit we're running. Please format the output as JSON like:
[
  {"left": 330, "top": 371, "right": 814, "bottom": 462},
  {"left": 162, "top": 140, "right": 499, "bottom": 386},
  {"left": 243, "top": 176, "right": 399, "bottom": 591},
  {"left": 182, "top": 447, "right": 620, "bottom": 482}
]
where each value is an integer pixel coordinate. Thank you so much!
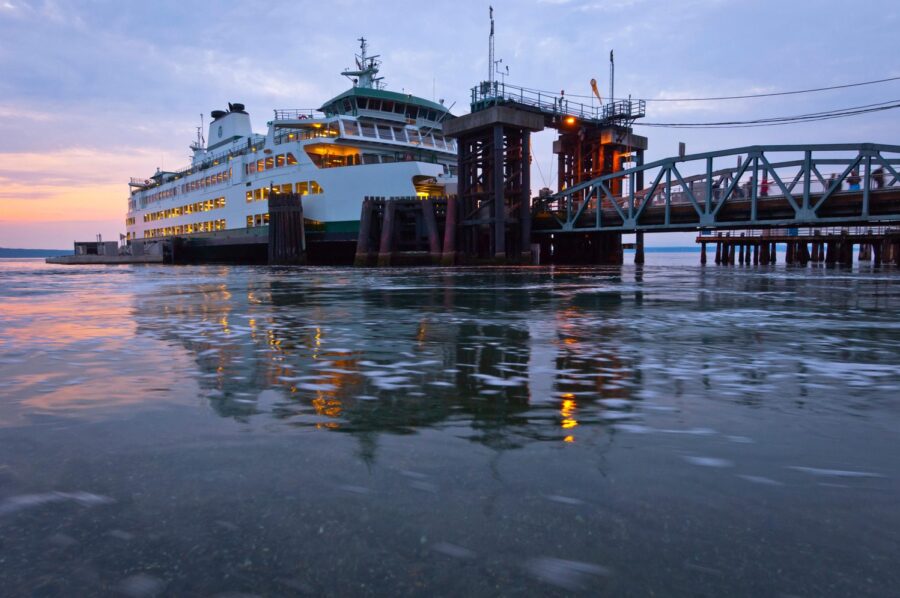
[{"left": 125, "top": 39, "right": 457, "bottom": 253}]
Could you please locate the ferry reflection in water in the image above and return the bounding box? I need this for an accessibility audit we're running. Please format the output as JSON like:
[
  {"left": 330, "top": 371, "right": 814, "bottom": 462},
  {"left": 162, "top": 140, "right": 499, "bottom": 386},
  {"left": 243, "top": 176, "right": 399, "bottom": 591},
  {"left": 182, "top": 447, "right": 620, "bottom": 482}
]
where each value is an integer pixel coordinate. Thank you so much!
[
  {"left": 133, "top": 268, "right": 640, "bottom": 458},
  {"left": 1, "top": 258, "right": 899, "bottom": 596}
]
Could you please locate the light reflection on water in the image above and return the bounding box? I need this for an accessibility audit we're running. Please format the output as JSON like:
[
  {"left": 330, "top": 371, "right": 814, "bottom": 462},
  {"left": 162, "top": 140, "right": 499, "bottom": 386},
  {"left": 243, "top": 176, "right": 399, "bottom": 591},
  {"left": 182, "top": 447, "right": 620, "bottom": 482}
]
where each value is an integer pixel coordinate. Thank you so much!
[{"left": 0, "top": 256, "right": 899, "bottom": 595}]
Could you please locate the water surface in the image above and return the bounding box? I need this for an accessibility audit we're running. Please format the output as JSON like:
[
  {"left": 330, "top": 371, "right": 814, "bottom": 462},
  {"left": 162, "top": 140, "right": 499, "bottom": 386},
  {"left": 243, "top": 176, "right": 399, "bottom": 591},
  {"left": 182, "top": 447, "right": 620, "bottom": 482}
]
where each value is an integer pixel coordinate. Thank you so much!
[{"left": 1, "top": 256, "right": 898, "bottom": 596}]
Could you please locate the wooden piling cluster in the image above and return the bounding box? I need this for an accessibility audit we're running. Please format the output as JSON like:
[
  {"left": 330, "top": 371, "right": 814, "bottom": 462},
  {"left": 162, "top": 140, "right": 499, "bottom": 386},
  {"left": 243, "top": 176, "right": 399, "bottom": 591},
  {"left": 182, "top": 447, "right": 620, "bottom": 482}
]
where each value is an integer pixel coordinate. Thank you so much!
[
  {"left": 354, "top": 196, "right": 452, "bottom": 267},
  {"left": 268, "top": 192, "right": 306, "bottom": 265},
  {"left": 709, "top": 233, "right": 777, "bottom": 266},
  {"left": 698, "top": 229, "right": 900, "bottom": 267}
]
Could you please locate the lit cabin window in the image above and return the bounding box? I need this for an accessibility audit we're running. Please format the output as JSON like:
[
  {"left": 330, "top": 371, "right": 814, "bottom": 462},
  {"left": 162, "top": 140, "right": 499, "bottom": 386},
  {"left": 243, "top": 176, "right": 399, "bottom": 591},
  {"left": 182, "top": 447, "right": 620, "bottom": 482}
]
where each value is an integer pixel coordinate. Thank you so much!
[
  {"left": 342, "top": 120, "right": 359, "bottom": 136},
  {"left": 265, "top": 157, "right": 274, "bottom": 170},
  {"left": 296, "top": 182, "right": 308, "bottom": 195},
  {"left": 276, "top": 154, "right": 285, "bottom": 168},
  {"left": 256, "top": 159, "right": 264, "bottom": 172},
  {"left": 280, "top": 183, "right": 291, "bottom": 194},
  {"left": 286, "top": 153, "right": 297, "bottom": 165},
  {"left": 246, "top": 191, "right": 253, "bottom": 203},
  {"left": 310, "top": 181, "right": 322, "bottom": 194}
]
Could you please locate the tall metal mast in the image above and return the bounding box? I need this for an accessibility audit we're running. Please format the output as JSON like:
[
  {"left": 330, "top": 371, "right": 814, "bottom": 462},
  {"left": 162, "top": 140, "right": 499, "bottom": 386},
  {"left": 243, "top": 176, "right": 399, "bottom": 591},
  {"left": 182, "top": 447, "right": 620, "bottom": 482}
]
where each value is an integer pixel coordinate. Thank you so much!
[
  {"left": 609, "top": 50, "right": 615, "bottom": 102},
  {"left": 488, "top": 6, "right": 495, "bottom": 87}
]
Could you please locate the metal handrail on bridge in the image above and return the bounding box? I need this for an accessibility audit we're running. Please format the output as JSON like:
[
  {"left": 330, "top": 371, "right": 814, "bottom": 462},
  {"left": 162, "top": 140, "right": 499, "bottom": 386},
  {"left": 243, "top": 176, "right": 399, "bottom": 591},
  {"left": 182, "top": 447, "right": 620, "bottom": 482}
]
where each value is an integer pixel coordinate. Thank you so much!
[
  {"left": 534, "top": 143, "right": 900, "bottom": 232},
  {"left": 470, "top": 81, "right": 646, "bottom": 124}
]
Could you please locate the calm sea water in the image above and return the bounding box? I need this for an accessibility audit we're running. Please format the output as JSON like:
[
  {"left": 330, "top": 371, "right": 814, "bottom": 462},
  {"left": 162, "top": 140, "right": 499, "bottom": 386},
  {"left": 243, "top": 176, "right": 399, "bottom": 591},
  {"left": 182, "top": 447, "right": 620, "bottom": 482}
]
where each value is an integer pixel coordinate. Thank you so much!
[{"left": 0, "top": 256, "right": 898, "bottom": 596}]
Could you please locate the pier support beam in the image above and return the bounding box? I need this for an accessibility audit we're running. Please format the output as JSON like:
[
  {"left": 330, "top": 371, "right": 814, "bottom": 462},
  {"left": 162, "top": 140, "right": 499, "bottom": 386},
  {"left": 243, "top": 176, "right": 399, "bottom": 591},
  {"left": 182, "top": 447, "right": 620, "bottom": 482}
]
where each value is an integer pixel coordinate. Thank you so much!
[
  {"left": 268, "top": 191, "right": 306, "bottom": 265},
  {"left": 635, "top": 231, "right": 645, "bottom": 265},
  {"left": 422, "top": 198, "right": 442, "bottom": 264},
  {"left": 377, "top": 201, "right": 397, "bottom": 267},
  {"left": 354, "top": 198, "right": 375, "bottom": 267},
  {"left": 441, "top": 196, "right": 458, "bottom": 266}
]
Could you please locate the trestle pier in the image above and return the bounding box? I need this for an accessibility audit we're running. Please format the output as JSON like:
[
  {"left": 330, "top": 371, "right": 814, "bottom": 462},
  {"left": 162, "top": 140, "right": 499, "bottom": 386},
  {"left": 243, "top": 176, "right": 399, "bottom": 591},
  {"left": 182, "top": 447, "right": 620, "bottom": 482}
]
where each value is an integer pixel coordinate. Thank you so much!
[{"left": 697, "top": 227, "right": 900, "bottom": 267}]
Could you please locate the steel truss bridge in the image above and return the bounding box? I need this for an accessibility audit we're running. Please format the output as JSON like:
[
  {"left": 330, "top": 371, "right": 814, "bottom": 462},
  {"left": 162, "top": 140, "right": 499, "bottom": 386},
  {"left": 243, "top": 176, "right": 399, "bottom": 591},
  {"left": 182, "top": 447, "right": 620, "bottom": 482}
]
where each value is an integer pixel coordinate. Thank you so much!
[{"left": 533, "top": 143, "right": 900, "bottom": 233}]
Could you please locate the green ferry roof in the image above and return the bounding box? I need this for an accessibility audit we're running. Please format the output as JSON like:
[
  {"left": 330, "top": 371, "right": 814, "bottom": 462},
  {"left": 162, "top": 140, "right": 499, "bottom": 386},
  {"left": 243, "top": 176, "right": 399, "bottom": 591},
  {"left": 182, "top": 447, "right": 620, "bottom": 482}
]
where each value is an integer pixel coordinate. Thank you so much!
[{"left": 319, "top": 87, "right": 451, "bottom": 114}]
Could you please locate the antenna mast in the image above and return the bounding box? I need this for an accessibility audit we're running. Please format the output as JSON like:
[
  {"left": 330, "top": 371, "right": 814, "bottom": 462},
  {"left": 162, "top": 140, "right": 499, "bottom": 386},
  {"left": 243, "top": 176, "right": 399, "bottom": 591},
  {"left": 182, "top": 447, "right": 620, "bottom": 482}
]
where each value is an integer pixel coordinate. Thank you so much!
[
  {"left": 488, "top": 6, "right": 495, "bottom": 87},
  {"left": 609, "top": 50, "right": 615, "bottom": 103}
]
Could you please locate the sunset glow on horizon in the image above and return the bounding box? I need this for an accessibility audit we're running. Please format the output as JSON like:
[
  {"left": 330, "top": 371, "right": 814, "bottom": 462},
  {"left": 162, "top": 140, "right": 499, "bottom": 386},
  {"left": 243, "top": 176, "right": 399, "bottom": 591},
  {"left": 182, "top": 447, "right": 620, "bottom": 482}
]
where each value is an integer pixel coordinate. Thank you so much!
[{"left": 2, "top": 0, "right": 898, "bottom": 248}]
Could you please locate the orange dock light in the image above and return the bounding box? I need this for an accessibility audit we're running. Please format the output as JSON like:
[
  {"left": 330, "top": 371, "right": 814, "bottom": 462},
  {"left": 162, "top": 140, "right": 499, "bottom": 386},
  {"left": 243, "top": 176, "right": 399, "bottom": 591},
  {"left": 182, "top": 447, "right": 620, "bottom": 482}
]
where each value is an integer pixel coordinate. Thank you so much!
[{"left": 564, "top": 116, "right": 576, "bottom": 125}]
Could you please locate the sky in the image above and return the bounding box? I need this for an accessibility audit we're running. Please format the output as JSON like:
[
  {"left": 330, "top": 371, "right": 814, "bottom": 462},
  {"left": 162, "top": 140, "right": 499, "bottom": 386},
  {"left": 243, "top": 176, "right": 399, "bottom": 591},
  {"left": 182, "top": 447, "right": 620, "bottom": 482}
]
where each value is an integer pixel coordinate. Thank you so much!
[{"left": 1, "top": 0, "right": 898, "bottom": 248}]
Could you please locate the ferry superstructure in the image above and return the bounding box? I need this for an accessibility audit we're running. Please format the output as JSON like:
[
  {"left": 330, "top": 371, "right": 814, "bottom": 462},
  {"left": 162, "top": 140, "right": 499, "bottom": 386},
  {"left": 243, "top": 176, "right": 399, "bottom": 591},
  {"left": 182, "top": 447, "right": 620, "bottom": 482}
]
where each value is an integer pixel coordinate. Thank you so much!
[{"left": 125, "top": 39, "right": 457, "bottom": 245}]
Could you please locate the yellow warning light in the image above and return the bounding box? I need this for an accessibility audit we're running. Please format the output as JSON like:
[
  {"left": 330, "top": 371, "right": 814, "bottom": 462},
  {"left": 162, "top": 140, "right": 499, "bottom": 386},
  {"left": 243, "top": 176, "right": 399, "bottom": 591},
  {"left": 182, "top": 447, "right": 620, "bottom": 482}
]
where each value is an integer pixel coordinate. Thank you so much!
[{"left": 565, "top": 116, "right": 576, "bottom": 125}]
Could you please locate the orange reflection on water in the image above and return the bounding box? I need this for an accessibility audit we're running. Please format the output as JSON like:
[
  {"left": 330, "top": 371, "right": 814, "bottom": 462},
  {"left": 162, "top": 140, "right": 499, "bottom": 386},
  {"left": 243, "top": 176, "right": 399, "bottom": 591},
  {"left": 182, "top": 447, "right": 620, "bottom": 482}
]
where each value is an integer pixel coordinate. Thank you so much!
[
  {"left": 0, "top": 298, "right": 134, "bottom": 345},
  {"left": 561, "top": 398, "right": 578, "bottom": 430}
]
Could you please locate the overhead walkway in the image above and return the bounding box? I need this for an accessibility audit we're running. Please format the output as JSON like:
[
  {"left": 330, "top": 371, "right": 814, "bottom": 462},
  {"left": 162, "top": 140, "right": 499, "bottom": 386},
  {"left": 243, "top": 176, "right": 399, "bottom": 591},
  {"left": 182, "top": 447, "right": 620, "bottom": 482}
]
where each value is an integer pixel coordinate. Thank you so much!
[{"left": 533, "top": 143, "right": 900, "bottom": 233}]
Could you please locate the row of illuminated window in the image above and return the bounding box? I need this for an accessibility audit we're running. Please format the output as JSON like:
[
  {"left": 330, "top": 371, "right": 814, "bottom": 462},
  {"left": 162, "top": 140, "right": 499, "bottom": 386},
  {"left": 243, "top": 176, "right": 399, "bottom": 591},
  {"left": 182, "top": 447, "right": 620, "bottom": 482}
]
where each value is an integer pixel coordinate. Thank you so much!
[
  {"left": 272, "top": 120, "right": 456, "bottom": 152},
  {"left": 341, "top": 120, "right": 456, "bottom": 151},
  {"left": 143, "top": 219, "right": 226, "bottom": 238},
  {"left": 325, "top": 97, "right": 446, "bottom": 123},
  {"left": 143, "top": 187, "right": 177, "bottom": 204},
  {"left": 246, "top": 213, "right": 270, "bottom": 228},
  {"left": 143, "top": 197, "right": 226, "bottom": 222},
  {"left": 180, "top": 168, "right": 232, "bottom": 194},
  {"left": 244, "top": 153, "right": 298, "bottom": 175},
  {"left": 245, "top": 181, "right": 323, "bottom": 202},
  {"left": 306, "top": 149, "right": 445, "bottom": 169}
]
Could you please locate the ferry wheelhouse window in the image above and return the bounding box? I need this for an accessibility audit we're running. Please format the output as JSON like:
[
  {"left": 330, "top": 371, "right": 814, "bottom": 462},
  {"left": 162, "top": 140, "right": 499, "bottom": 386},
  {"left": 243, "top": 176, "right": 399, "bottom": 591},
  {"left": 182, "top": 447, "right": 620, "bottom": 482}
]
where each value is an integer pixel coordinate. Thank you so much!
[
  {"left": 376, "top": 124, "right": 393, "bottom": 141},
  {"left": 342, "top": 120, "right": 359, "bottom": 136}
]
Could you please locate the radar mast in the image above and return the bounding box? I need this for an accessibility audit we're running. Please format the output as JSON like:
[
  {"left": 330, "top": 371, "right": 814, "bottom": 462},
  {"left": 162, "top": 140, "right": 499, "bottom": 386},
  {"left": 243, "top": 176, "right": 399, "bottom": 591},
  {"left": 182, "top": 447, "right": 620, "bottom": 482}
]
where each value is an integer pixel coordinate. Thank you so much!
[{"left": 341, "top": 37, "right": 384, "bottom": 90}]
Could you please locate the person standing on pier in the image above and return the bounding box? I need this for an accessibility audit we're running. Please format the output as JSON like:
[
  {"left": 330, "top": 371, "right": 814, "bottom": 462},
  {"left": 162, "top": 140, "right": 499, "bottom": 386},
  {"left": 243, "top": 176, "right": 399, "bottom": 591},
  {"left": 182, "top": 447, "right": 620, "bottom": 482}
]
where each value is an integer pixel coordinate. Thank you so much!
[
  {"left": 872, "top": 167, "right": 885, "bottom": 189},
  {"left": 848, "top": 169, "right": 861, "bottom": 191},
  {"left": 760, "top": 176, "right": 769, "bottom": 197}
]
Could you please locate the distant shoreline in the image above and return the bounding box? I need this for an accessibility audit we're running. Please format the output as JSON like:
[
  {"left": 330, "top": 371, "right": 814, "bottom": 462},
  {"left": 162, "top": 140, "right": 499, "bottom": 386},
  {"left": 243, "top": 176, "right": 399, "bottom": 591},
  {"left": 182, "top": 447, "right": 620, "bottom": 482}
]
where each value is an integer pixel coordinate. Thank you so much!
[{"left": 0, "top": 248, "right": 72, "bottom": 258}]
